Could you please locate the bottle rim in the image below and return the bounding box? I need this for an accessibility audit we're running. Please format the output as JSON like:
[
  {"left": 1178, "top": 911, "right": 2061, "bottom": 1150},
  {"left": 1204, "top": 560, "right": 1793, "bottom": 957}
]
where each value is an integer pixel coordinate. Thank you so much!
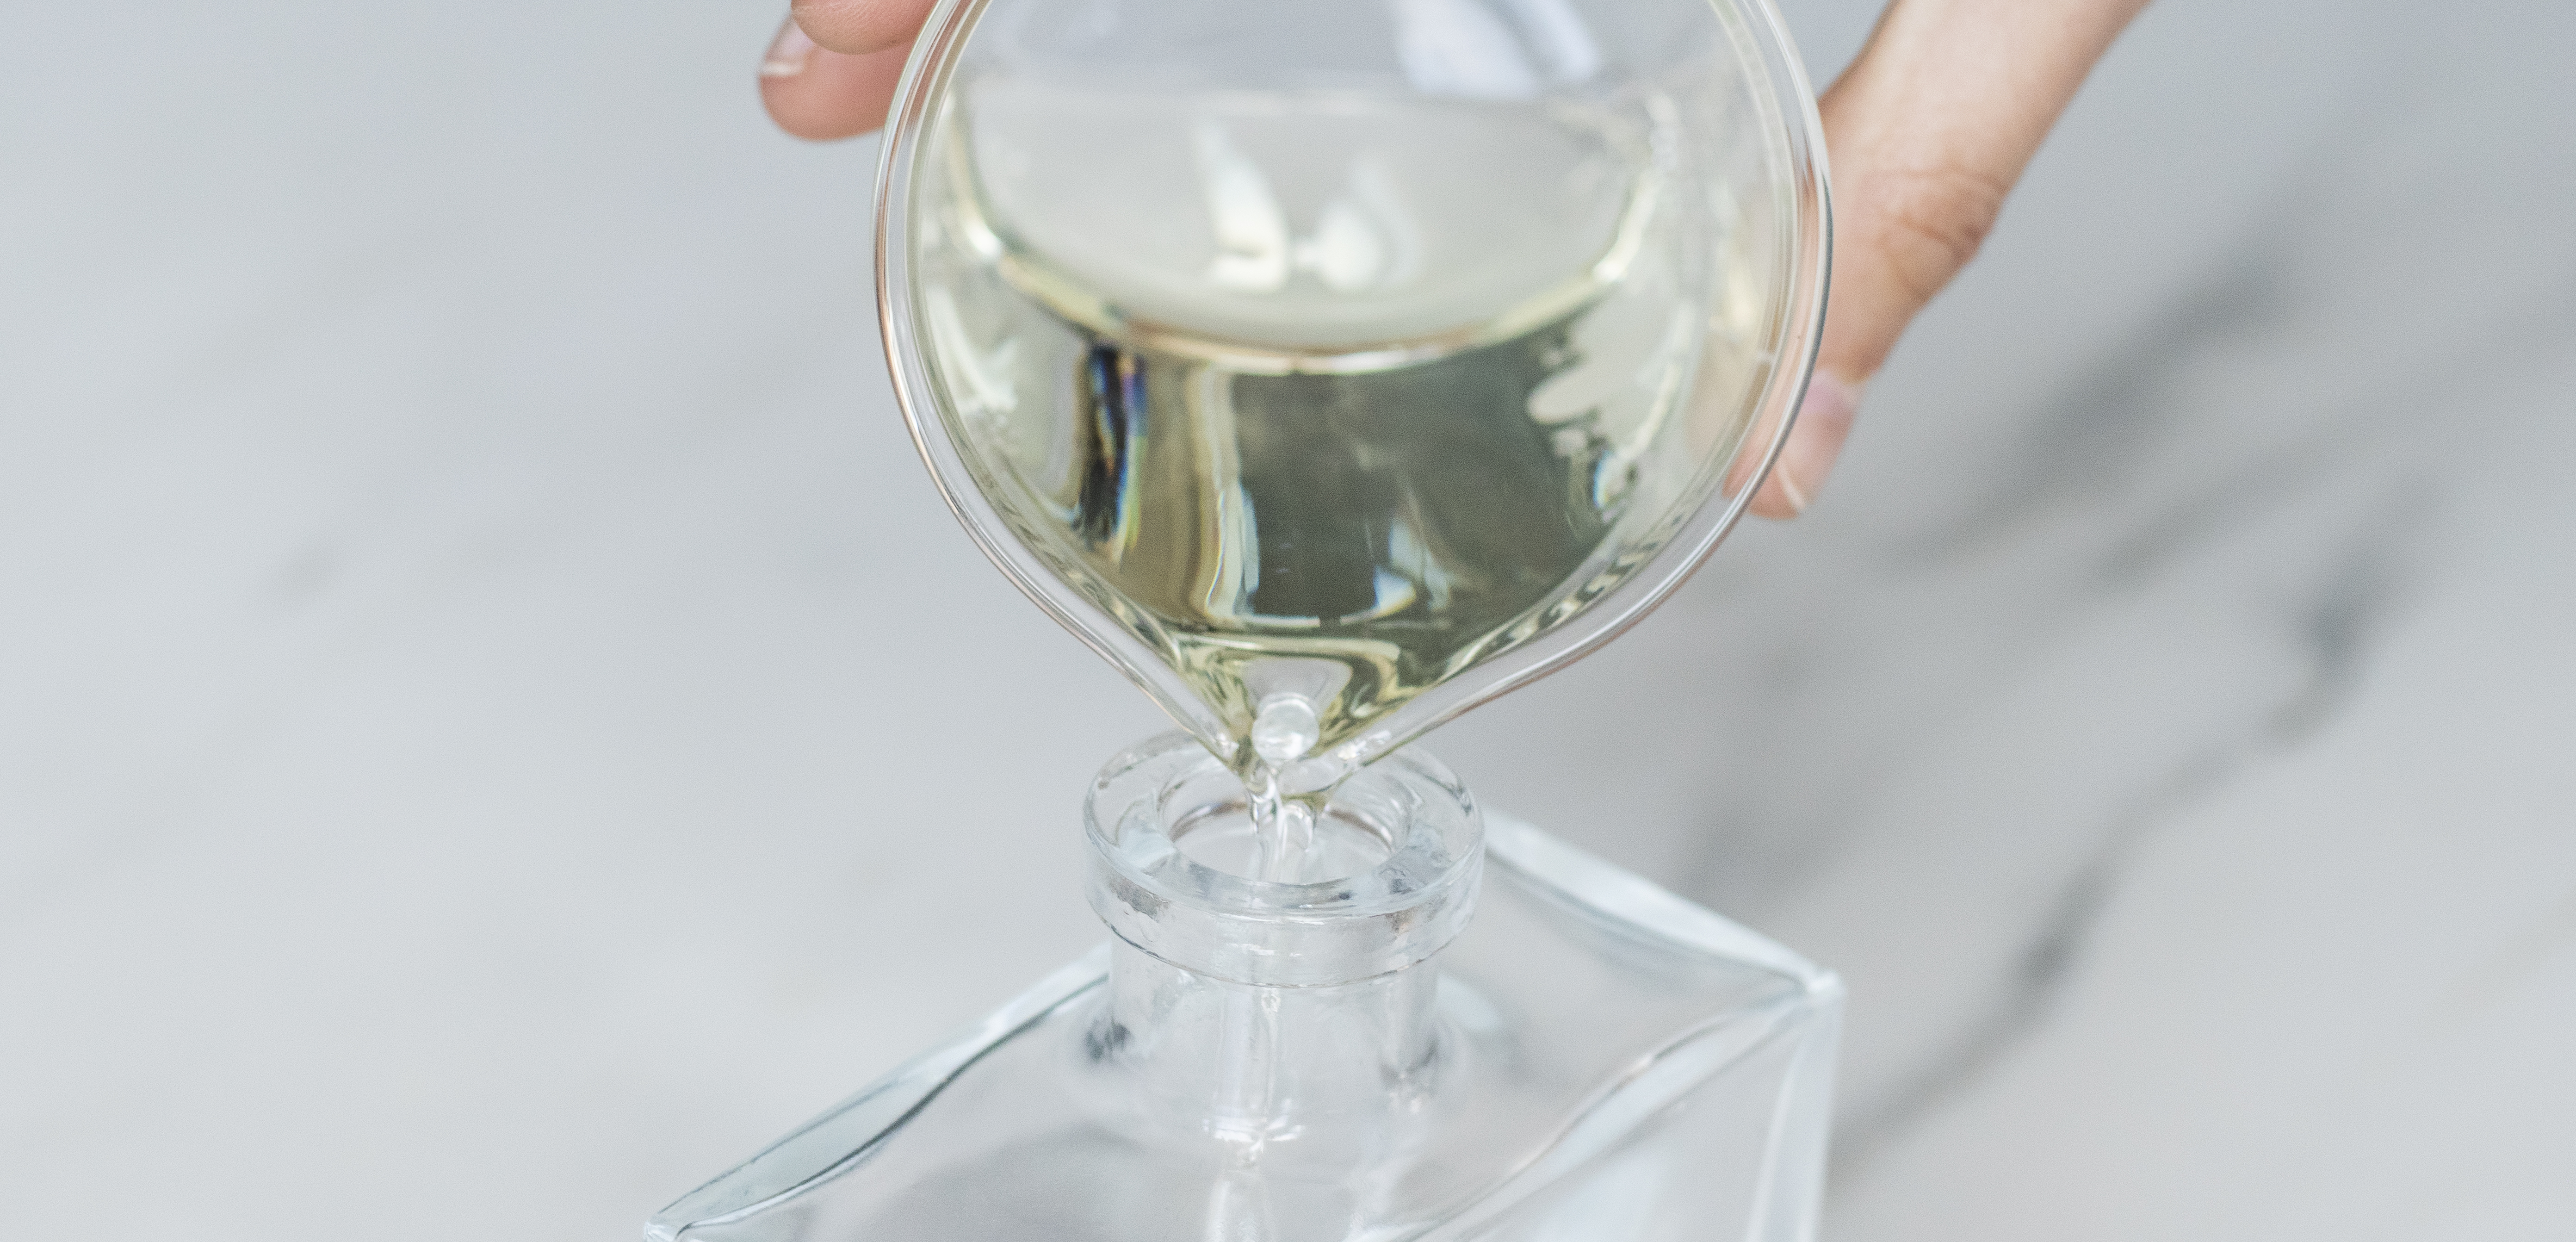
[{"left": 1083, "top": 733, "right": 1484, "bottom": 987}]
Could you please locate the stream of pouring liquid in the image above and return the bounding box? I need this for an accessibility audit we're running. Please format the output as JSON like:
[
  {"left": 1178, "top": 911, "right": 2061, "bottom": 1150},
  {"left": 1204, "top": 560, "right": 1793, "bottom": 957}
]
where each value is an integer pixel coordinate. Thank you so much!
[{"left": 1243, "top": 695, "right": 1327, "bottom": 881}]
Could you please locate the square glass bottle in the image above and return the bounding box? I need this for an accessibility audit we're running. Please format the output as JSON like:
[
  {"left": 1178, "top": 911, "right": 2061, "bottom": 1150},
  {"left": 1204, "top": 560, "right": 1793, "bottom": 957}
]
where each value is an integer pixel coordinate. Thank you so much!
[{"left": 649, "top": 734, "right": 1839, "bottom": 1241}]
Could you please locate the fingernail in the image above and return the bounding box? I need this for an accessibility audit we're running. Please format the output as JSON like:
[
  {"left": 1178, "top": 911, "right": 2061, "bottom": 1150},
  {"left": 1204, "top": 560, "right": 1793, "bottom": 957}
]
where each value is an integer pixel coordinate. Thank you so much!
[
  {"left": 1771, "top": 369, "right": 1862, "bottom": 516},
  {"left": 762, "top": 15, "right": 817, "bottom": 79}
]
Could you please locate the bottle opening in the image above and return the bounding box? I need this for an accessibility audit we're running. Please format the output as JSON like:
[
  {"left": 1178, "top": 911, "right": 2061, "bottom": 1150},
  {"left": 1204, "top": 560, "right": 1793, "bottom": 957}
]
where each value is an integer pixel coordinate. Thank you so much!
[
  {"left": 1085, "top": 732, "right": 1484, "bottom": 987},
  {"left": 1171, "top": 800, "right": 1396, "bottom": 882}
]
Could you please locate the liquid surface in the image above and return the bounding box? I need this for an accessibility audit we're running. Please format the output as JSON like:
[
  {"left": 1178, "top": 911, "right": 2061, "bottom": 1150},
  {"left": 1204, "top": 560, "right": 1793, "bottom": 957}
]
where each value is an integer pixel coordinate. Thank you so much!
[{"left": 913, "top": 77, "right": 1732, "bottom": 775}]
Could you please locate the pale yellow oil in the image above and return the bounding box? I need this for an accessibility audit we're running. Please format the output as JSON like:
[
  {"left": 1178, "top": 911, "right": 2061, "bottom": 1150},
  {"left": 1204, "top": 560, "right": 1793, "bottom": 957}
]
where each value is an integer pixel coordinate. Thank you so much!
[{"left": 912, "top": 79, "right": 1728, "bottom": 776}]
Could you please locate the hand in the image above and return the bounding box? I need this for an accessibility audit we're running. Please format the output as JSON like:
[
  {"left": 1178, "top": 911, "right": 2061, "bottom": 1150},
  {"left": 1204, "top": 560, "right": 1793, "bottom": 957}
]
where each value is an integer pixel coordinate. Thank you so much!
[{"left": 759, "top": 0, "right": 2150, "bottom": 518}]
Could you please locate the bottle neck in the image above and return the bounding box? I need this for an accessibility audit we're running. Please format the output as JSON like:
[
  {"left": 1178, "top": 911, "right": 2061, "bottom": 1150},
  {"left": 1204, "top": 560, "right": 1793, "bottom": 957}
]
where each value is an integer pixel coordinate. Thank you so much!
[
  {"left": 1080, "top": 733, "right": 1483, "bottom": 1165},
  {"left": 1102, "top": 939, "right": 1442, "bottom": 1162}
]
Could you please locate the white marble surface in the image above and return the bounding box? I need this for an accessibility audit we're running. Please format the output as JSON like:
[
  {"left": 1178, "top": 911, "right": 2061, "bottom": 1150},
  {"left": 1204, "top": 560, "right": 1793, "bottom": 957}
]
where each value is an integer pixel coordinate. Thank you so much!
[{"left": 3, "top": 1, "right": 2572, "bottom": 1238}]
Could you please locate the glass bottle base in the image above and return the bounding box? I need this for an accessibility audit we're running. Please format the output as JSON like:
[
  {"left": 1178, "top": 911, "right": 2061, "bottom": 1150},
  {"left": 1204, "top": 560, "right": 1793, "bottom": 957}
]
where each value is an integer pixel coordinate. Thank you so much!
[{"left": 649, "top": 811, "right": 1839, "bottom": 1242}]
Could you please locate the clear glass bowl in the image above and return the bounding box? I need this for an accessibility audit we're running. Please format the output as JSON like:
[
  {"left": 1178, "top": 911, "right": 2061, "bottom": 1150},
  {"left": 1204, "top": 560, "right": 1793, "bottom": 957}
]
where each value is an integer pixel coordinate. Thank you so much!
[{"left": 876, "top": 0, "right": 1831, "bottom": 775}]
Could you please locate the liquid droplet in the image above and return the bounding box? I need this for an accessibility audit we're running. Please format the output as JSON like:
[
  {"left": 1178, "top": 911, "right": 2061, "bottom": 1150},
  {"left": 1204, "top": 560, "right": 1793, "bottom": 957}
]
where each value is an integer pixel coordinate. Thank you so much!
[{"left": 1250, "top": 693, "right": 1321, "bottom": 765}]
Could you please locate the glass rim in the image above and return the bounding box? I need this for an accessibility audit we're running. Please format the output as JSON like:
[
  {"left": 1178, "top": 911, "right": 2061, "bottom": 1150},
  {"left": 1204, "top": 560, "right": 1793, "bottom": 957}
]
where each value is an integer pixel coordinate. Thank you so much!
[{"left": 1083, "top": 732, "right": 1484, "bottom": 987}]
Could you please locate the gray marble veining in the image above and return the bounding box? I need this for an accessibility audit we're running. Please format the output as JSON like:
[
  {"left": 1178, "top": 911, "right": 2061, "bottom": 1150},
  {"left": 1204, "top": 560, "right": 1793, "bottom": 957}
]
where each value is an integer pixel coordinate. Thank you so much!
[{"left": 1437, "top": 11, "right": 2576, "bottom": 1230}]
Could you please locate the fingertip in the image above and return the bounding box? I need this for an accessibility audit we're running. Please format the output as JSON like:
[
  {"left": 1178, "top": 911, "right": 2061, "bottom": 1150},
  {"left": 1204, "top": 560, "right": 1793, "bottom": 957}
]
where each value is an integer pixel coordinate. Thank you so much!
[
  {"left": 761, "top": 16, "right": 819, "bottom": 81},
  {"left": 1748, "top": 370, "right": 1861, "bottom": 520},
  {"left": 762, "top": 40, "right": 910, "bottom": 141}
]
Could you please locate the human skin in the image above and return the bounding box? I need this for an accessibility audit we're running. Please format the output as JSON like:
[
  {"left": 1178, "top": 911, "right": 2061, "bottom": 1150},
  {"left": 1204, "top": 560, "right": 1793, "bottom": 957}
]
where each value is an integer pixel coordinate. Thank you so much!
[{"left": 758, "top": 0, "right": 2152, "bottom": 518}]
